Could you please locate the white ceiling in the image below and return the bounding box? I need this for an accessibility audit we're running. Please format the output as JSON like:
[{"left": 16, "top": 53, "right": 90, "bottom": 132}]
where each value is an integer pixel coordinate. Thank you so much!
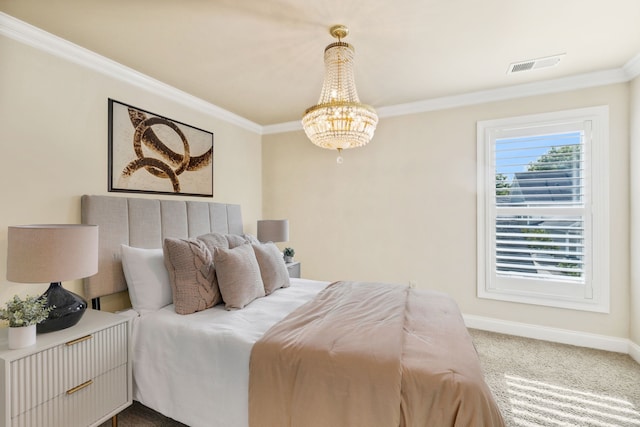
[{"left": 2, "top": 0, "right": 640, "bottom": 126}]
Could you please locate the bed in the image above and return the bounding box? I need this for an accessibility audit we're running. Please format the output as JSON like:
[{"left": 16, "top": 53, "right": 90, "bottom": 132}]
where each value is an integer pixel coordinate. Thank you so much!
[{"left": 81, "top": 194, "right": 504, "bottom": 427}]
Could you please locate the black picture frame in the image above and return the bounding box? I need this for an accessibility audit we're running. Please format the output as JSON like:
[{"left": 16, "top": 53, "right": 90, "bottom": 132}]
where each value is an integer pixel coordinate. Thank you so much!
[{"left": 108, "top": 99, "right": 214, "bottom": 197}]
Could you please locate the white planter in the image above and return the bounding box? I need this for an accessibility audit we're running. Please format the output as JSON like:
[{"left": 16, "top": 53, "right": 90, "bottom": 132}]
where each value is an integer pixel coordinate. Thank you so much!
[{"left": 8, "top": 325, "right": 36, "bottom": 349}]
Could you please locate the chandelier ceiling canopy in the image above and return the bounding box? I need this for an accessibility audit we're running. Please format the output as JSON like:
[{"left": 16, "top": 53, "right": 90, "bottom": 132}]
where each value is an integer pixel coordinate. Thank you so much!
[{"left": 302, "top": 25, "right": 378, "bottom": 154}]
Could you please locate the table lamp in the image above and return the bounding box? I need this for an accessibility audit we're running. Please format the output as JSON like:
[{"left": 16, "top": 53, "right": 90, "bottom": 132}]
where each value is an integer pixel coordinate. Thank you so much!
[
  {"left": 257, "top": 219, "right": 289, "bottom": 243},
  {"left": 6, "top": 224, "right": 98, "bottom": 333}
]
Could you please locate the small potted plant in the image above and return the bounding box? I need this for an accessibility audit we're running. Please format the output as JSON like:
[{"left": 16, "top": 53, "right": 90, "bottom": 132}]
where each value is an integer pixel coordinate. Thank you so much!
[
  {"left": 283, "top": 247, "right": 295, "bottom": 263},
  {"left": 0, "top": 295, "right": 52, "bottom": 349}
]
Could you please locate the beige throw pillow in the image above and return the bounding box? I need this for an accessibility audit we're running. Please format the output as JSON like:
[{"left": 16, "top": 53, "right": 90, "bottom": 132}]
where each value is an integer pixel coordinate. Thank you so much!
[
  {"left": 214, "top": 244, "right": 266, "bottom": 310},
  {"left": 163, "top": 238, "right": 221, "bottom": 315},
  {"left": 252, "top": 242, "right": 290, "bottom": 295},
  {"left": 206, "top": 233, "right": 259, "bottom": 249},
  {"left": 226, "top": 233, "right": 249, "bottom": 248},
  {"left": 197, "top": 232, "right": 229, "bottom": 254}
]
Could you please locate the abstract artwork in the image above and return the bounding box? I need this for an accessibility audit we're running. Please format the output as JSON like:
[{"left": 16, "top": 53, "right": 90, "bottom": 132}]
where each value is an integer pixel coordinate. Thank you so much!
[{"left": 108, "top": 99, "right": 214, "bottom": 197}]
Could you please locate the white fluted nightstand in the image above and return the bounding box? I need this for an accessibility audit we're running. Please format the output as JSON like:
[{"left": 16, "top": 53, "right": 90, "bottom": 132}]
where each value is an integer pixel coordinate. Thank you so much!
[
  {"left": 0, "top": 309, "right": 131, "bottom": 427},
  {"left": 286, "top": 261, "right": 301, "bottom": 278}
]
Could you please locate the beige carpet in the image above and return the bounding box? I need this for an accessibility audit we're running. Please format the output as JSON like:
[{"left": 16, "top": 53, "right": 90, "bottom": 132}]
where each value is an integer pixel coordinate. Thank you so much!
[
  {"left": 105, "top": 329, "right": 640, "bottom": 426},
  {"left": 470, "top": 329, "right": 640, "bottom": 427}
]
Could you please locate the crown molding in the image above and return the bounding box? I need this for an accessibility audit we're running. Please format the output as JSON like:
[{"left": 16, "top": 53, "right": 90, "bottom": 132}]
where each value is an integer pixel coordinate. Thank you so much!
[
  {"left": 3, "top": 12, "right": 639, "bottom": 137},
  {"left": 0, "top": 12, "right": 262, "bottom": 134},
  {"left": 266, "top": 67, "right": 633, "bottom": 134},
  {"left": 262, "top": 120, "right": 304, "bottom": 135},
  {"left": 623, "top": 52, "right": 640, "bottom": 80},
  {"left": 377, "top": 68, "right": 629, "bottom": 119}
]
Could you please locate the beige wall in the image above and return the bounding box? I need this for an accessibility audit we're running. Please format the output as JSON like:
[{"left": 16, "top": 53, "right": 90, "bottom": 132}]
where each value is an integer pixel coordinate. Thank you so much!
[
  {"left": 0, "top": 26, "right": 636, "bottom": 342},
  {"left": 263, "top": 84, "right": 630, "bottom": 338},
  {"left": 0, "top": 35, "right": 262, "bottom": 310},
  {"left": 630, "top": 76, "right": 640, "bottom": 347}
]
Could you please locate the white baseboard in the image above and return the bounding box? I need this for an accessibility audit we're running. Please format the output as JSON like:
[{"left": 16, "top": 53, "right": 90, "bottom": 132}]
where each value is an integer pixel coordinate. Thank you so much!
[
  {"left": 463, "top": 314, "right": 632, "bottom": 355},
  {"left": 629, "top": 340, "right": 640, "bottom": 364}
]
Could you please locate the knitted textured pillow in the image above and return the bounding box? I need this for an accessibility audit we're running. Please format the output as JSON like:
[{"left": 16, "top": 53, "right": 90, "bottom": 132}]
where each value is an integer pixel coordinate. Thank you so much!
[{"left": 163, "top": 238, "right": 221, "bottom": 315}]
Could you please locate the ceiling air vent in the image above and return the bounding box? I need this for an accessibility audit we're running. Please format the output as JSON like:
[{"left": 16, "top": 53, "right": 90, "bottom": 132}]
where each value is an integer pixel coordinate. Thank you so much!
[{"left": 507, "top": 54, "right": 565, "bottom": 75}]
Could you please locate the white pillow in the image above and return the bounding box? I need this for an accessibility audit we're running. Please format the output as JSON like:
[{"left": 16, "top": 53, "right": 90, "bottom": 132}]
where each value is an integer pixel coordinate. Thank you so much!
[{"left": 121, "top": 245, "right": 173, "bottom": 314}]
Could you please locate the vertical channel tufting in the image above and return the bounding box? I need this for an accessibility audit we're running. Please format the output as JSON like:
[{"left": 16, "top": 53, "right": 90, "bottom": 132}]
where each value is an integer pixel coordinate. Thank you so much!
[
  {"left": 81, "top": 195, "right": 245, "bottom": 299},
  {"left": 227, "top": 204, "right": 243, "bottom": 234},
  {"left": 81, "top": 194, "right": 129, "bottom": 299},
  {"left": 211, "top": 203, "right": 229, "bottom": 233},
  {"left": 186, "top": 201, "right": 211, "bottom": 237},
  {"left": 160, "top": 200, "right": 188, "bottom": 240},
  {"left": 128, "top": 198, "right": 162, "bottom": 248}
]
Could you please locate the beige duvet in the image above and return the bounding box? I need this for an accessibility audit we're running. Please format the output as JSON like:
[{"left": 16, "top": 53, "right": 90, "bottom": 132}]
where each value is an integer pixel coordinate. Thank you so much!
[{"left": 249, "top": 281, "right": 504, "bottom": 427}]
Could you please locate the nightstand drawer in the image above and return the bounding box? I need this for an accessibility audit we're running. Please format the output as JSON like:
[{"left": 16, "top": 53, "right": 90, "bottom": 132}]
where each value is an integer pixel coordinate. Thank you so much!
[
  {"left": 11, "top": 364, "right": 128, "bottom": 427},
  {"left": 9, "top": 322, "right": 128, "bottom": 418}
]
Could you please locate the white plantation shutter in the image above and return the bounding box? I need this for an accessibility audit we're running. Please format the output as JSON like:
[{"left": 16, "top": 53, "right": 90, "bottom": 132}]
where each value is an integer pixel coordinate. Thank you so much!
[
  {"left": 494, "top": 129, "right": 588, "bottom": 286},
  {"left": 477, "top": 107, "right": 609, "bottom": 312},
  {"left": 495, "top": 216, "right": 585, "bottom": 280}
]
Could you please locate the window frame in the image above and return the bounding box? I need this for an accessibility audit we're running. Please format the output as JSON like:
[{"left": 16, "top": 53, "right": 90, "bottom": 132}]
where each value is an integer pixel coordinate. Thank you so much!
[{"left": 477, "top": 106, "right": 610, "bottom": 312}]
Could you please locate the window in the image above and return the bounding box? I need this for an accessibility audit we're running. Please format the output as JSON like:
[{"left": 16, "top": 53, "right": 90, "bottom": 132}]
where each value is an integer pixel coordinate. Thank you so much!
[{"left": 477, "top": 106, "right": 609, "bottom": 312}]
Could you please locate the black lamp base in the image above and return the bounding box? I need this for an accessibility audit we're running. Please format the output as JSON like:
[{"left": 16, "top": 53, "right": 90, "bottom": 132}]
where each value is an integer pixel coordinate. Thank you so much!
[{"left": 37, "top": 282, "right": 88, "bottom": 334}]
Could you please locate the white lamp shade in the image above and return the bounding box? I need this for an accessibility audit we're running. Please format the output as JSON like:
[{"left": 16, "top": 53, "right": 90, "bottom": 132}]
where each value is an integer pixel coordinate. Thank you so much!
[
  {"left": 257, "top": 220, "right": 289, "bottom": 243},
  {"left": 6, "top": 224, "right": 99, "bottom": 283}
]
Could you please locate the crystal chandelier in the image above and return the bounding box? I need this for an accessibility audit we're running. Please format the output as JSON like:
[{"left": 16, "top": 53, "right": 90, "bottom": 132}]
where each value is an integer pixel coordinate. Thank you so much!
[{"left": 302, "top": 25, "right": 378, "bottom": 158}]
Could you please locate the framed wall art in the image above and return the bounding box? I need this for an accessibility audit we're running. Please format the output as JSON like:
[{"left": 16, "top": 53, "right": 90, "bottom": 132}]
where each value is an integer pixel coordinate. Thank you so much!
[{"left": 108, "top": 99, "right": 214, "bottom": 197}]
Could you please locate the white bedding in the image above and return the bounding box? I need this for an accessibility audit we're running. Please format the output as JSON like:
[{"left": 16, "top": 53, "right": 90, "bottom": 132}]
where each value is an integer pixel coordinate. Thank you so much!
[{"left": 130, "top": 278, "right": 329, "bottom": 427}]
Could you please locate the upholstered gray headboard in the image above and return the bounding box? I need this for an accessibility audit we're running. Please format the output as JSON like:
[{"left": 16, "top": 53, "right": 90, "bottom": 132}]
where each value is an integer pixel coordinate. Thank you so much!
[{"left": 81, "top": 195, "right": 243, "bottom": 300}]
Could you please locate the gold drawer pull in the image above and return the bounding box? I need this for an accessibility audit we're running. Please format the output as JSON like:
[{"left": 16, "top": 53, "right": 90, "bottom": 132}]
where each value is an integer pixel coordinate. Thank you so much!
[
  {"left": 65, "top": 335, "right": 93, "bottom": 346},
  {"left": 66, "top": 379, "right": 93, "bottom": 395}
]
